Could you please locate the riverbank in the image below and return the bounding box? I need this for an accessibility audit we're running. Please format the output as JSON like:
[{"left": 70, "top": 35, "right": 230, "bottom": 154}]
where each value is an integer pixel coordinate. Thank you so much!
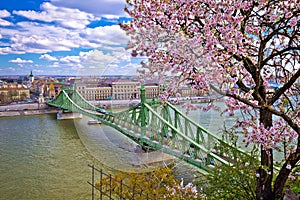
[
  {"left": 0, "top": 96, "right": 221, "bottom": 118},
  {"left": 0, "top": 109, "right": 59, "bottom": 117},
  {"left": 0, "top": 103, "right": 59, "bottom": 117}
]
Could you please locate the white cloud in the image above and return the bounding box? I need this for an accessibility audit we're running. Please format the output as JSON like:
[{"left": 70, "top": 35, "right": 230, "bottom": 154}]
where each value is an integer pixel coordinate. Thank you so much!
[
  {"left": 0, "top": 10, "right": 10, "bottom": 18},
  {"left": 9, "top": 58, "right": 33, "bottom": 64},
  {"left": 60, "top": 55, "right": 81, "bottom": 64},
  {"left": 81, "top": 49, "right": 116, "bottom": 64},
  {"left": 0, "top": 10, "right": 13, "bottom": 26},
  {"left": 0, "top": 47, "right": 24, "bottom": 55},
  {"left": 50, "top": 62, "right": 60, "bottom": 68},
  {"left": 112, "top": 51, "right": 131, "bottom": 62},
  {"left": 50, "top": 0, "right": 128, "bottom": 18},
  {"left": 0, "top": 1, "right": 137, "bottom": 75},
  {"left": 79, "top": 49, "right": 133, "bottom": 67},
  {"left": 0, "top": 18, "right": 13, "bottom": 26},
  {"left": 119, "top": 63, "right": 141, "bottom": 75},
  {"left": 81, "top": 25, "right": 128, "bottom": 46},
  {"left": 39, "top": 54, "right": 58, "bottom": 61},
  {"left": 51, "top": 49, "right": 137, "bottom": 75},
  {"left": 0, "top": 18, "right": 129, "bottom": 55},
  {"left": 13, "top": 2, "right": 100, "bottom": 29},
  {"left": 9, "top": 34, "right": 75, "bottom": 54},
  {"left": 16, "top": 21, "right": 70, "bottom": 38}
]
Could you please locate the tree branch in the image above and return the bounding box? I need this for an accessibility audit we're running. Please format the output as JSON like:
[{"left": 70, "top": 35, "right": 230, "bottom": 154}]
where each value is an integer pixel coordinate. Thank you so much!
[
  {"left": 269, "top": 69, "right": 300, "bottom": 105},
  {"left": 210, "top": 84, "right": 261, "bottom": 109}
]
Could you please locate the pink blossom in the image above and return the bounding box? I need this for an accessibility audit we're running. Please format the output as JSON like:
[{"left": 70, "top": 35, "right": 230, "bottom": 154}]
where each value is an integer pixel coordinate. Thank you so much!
[
  {"left": 289, "top": 17, "right": 298, "bottom": 27},
  {"left": 289, "top": 174, "right": 295, "bottom": 180},
  {"left": 285, "top": 12, "right": 293, "bottom": 18},
  {"left": 122, "top": 1, "right": 300, "bottom": 194},
  {"left": 270, "top": 15, "right": 277, "bottom": 22}
]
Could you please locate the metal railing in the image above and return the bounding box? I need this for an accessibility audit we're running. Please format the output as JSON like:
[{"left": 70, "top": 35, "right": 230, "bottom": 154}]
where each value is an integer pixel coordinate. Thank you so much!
[{"left": 88, "top": 165, "right": 150, "bottom": 200}]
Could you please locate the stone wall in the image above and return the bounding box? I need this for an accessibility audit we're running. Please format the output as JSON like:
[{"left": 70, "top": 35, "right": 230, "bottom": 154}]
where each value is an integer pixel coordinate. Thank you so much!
[
  {"left": 0, "top": 103, "right": 48, "bottom": 111},
  {"left": 0, "top": 103, "right": 59, "bottom": 117}
]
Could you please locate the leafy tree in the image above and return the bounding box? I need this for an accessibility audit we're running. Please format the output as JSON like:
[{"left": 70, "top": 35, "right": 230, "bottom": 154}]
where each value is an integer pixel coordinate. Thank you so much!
[
  {"left": 121, "top": 0, "right": 300, "bottom": 199},
  {"left": 0, "top": 92, "right": 6, "bottom": 103},
  {"left": 96, "top": 167, "right": 201, "bottom": 199},
  {"left": 197, "top": 129, "right": 259, "bottom": 200},
  {"left": 20, "top": 92, "right": 28, "bottom": 101}
]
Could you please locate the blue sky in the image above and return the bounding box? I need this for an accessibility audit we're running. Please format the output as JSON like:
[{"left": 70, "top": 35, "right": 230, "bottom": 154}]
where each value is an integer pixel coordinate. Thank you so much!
[{"left": 0, "top": 0, "right": 141, "bottom": 76}]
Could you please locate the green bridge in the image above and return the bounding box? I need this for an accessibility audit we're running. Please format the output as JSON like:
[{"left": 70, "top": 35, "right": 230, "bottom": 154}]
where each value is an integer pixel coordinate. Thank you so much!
[{"left": 47, "top": 86, "right": 246, "bottom": 173}]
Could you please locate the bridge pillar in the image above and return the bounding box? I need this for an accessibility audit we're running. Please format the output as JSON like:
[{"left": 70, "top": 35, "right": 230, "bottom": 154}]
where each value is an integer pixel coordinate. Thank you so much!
[
  {"left": 140, "top": 85, "right": 146, "bottom": 135},
  {"left": 57, "top": 110, "right": 82, "bottom": 120}
]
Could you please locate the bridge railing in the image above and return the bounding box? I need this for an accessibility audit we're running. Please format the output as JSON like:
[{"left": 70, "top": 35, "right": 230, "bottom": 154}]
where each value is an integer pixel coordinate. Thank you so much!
[
  {"left": 48, "top": 89, "right": 99, "bottom": 111},
  {"left": 165, "top": 102, "right": 248, "bottom": 155},
  {"left": 70, "top": 89, "right": 100, "bottom": 111},
  {"left": 47, "top": 90, "right": 115, "bottom": 124},
  {"left": 111, "top": 101, "right": 229, "bottom": 171},
  {"left": 144, "top": 103, "right": 229, "bottom": 168},
  {"left": 116, "top": 100, "right": 250, "bottom": 168}
]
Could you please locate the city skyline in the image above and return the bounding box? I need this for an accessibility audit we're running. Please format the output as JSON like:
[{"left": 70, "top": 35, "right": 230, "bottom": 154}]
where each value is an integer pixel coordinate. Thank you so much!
[{"left": 0, "top": 0, "right": 144, "bottom": 76}]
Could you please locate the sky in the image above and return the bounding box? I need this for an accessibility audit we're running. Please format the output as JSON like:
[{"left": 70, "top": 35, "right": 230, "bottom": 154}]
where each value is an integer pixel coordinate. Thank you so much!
[{"left": 0, "top": 0, "right": 142, "bottom": 76}]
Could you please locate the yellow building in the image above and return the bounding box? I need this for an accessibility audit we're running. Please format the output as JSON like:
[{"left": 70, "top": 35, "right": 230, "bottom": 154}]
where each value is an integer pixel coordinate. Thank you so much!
[
  {"left": 0, "top": 84, "right": 30, "bottom": 103},
  {"left": 48, "top": 82, "right": 55, "bottom": 98},
  {"left": 179, "top": 86, "right": 202, "bottom": 97}
]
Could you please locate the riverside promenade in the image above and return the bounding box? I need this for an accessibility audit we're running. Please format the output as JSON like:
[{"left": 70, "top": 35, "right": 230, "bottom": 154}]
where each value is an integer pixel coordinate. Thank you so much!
[
  {"left": 0, "top": 99, "right": 139, "bottom": 117},
  {"left": 0, "top": 103, "right": 59, "bottom": 117},
  {"left": 0, "top": 96, "right": 218, "bottom": 117}
]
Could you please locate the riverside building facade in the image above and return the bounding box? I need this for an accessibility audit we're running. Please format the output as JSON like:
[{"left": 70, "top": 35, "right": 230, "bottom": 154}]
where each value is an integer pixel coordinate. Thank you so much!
[
  {"left": 75, "top": 78, "right": 203, "bottom": 101},
  {"left": 0, "top": 83, "right": 30, "bottom": 103}
]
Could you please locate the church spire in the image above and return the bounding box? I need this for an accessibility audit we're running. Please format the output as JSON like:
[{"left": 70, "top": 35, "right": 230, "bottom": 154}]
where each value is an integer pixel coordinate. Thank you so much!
[{"left": 29, "top": 70, "right": 34, "bottom": 83}]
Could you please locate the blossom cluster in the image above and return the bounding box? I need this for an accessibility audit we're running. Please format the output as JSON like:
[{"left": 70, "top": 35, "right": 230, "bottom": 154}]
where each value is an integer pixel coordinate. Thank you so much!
[
  {"left": 236, "top": 118, "right": 298, "bottom": 151},
  {"left": 164, "top": 178, "right": 199, "bottom": 199},
  {"left": 123, "top": 1, "right": 300, "bottom": 192}
]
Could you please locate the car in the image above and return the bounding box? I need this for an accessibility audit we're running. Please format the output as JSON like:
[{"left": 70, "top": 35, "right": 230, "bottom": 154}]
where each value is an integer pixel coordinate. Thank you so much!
[{"left": 97, "top": 109, "right": 111, "bottom": 115}]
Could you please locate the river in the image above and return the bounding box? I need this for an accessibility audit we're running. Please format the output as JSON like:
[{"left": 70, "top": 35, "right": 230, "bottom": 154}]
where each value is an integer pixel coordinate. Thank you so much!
[
  {"left": 0, "top": 114, "right": 98, "bottom": 199},
  {"left": 0, "top": 101, "right": 233, "bottom": 199}
]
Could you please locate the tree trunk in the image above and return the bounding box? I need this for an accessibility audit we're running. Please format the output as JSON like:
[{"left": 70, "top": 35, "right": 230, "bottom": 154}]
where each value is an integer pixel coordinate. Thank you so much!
[
  {"left": 274, "top": 164, "right": 291, "bottom": 199},
  {"left": 256, "top": 109, "right": 274, "bottom": 200},
  {"left": 274, "top": 151, "right": 300, "bottom": 198}
]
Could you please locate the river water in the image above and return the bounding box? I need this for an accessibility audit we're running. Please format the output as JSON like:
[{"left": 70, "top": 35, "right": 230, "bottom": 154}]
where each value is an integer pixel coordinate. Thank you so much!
[
  {"left": 0, "top": 101, "right": 231, "bottom": 200},
  {"left": 0, "top": 114, "right": 98, "bottom": 199}
]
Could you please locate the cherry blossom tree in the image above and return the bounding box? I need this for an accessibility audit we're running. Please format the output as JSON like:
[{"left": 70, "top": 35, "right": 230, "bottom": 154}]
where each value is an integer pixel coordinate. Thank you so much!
[{"left": 121, "top": 0, "right": 300, "bottom": 199}]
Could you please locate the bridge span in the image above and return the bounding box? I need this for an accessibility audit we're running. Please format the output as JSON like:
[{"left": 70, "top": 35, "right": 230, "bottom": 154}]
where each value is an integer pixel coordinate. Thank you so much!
[{"left": 47, "top": 86, "right": 247, "bottom": 173}]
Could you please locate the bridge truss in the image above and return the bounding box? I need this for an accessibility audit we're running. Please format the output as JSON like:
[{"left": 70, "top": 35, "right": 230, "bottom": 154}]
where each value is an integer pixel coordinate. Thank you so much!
[{"left": 47, "top": 86, "right": 247, "bottom": 173}]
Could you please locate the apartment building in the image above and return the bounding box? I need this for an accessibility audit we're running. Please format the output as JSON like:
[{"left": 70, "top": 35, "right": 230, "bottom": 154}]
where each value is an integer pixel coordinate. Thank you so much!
[{"left": 0, "top": 84, "right": 30, "bottom": 103}]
